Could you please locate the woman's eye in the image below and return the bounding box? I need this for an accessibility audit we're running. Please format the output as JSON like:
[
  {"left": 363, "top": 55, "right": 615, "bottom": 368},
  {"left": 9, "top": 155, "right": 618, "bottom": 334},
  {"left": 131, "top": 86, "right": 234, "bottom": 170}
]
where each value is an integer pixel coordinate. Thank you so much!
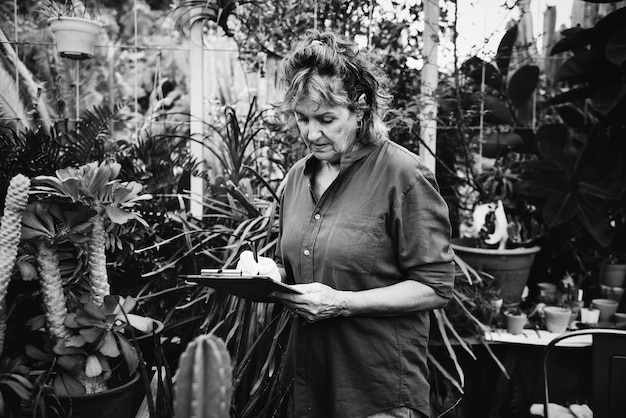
[{"left": 320, "top": 118, "right": 334, "bottom": 124}]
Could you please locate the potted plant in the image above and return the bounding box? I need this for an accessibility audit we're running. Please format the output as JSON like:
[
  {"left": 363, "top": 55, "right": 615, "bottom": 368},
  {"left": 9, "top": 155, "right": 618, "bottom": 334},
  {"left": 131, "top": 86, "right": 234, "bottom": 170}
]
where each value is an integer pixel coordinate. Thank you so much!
[
  {"left": 514, "top": 6, "right": 626, "bottom": 305},
  {"left": 0, "top": 162, "right": 158, "bottom": 416},
  {"left": 599, "top": 254, "right": 626, "bottom": 288},
  {"left": 36, "top": 0, "right": 103, "bottom": 60},
  {"left": 452, "top": 193, "right": 542, "bottom": 309},
  {"left": 444, "top": 22, "right": 546, "bottom": 309}
]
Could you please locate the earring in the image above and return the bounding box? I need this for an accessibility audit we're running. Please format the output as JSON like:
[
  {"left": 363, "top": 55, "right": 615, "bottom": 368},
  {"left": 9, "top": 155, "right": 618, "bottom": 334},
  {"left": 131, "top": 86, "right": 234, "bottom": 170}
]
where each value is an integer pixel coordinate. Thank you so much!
[{"left": 357, "top": 119, "right": 363, "bottom": 130}]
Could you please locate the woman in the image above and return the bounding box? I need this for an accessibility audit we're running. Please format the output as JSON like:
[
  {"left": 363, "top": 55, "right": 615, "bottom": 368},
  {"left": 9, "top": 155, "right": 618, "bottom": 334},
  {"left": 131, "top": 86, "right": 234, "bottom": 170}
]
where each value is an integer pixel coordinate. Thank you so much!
[{"left": 271, "top": 30, "right": 455, "bottom": 418}]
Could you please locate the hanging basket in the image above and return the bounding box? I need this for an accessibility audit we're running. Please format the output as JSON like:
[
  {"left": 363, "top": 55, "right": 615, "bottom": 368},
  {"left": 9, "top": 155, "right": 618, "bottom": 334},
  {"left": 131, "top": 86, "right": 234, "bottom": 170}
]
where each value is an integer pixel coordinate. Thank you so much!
[{"left": 47, "top": 16, "right": 102, "bottom": 60}]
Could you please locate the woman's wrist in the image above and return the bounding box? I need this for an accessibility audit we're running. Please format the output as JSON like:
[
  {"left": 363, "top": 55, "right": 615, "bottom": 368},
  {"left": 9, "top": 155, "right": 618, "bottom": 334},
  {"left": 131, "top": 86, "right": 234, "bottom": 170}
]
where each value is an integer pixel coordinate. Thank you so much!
[{"left": 337, "top": 290, "right": 353, "bottom": 317}]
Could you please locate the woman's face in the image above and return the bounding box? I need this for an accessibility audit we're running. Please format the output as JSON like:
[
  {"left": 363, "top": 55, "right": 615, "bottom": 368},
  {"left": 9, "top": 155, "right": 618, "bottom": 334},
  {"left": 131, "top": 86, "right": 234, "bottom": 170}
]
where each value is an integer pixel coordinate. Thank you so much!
[{"left": 294, "top": 98, "right": 359, "bottom": 164}]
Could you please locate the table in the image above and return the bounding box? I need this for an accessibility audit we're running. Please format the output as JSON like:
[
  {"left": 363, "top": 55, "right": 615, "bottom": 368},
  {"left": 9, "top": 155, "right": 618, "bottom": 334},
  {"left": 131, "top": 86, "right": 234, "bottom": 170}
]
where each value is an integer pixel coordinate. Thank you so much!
[
  {"left": 485, "top": 329, "right": 592, "bottom": 347},
  {"left": 441, "top": 329, "right": 594, "bottom": 418}
]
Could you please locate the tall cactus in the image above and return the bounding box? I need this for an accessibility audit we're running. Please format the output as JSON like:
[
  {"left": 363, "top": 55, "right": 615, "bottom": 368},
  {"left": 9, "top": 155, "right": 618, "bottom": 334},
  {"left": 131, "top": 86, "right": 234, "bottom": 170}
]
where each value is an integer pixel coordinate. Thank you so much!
[
  {"left": 0, "top": 174, "right": 30, "bottom": 354},
  {"left": 86, "top": 209, "right": 109, "bottom": 307},
  {"left": 174, "top": 334, "right": 233, "bottom": 418}
]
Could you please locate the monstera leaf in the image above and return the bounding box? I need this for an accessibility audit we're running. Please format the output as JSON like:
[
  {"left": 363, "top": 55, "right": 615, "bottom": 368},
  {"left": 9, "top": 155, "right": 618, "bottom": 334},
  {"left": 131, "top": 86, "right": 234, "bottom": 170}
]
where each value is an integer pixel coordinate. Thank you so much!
[{"left": 516, "top": 123, "right": 623, "bottom": 247}]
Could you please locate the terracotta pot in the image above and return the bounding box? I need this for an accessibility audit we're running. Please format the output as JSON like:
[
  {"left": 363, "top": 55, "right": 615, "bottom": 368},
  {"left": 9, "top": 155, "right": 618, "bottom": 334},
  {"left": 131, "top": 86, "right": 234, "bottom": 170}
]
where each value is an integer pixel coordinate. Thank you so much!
[
  {"left": 451, "top": 238, "right": 540, "bottom": 308},
  {"left": 600, "top": 263, "right": 626, "bottom": 288},
  {"left": 600, "top": 284, "right": 624, "bottom": 303},
  {"left": 614, "top": 312, "right": 626, "bottom": 328},
  {"left": 591, "top": 298, "right": 619, "bottom": 322},
  {"left": 543, "top": 306, "right": 571, "bottom": 333},
  {"left": 537, "top": 282, "right": 558, "bottom": 304},
  {"left": 504, "top": 311, "right": 527, "bottom": 335},
  {"left": 47, "top": 17, "right": 102, "bottom": 60}
]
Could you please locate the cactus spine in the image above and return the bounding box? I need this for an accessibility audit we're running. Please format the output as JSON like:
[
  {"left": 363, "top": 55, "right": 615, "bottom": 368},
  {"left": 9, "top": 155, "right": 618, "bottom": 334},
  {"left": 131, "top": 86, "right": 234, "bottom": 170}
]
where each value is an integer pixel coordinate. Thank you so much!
[
  {"left": 0, "top": 174, "right": 30, "bottom": 354},
  {"left": 175, "top": 334, "right": 233, "bottom": 418}
]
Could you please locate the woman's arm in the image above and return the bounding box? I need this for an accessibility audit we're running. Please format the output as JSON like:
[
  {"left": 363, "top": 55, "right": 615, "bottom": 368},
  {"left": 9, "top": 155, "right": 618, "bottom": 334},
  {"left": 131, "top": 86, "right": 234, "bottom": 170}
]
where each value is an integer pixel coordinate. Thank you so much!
[{"left": 271, "top": 279, "right": 448, "bottom": 323}]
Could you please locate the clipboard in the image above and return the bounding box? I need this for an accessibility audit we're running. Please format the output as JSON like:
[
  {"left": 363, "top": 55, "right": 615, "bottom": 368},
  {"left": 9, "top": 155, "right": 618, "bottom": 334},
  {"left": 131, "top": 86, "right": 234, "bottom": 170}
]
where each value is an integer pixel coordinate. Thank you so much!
[{"left": 184, "top": 270, "right": 301, "bottom": 303}]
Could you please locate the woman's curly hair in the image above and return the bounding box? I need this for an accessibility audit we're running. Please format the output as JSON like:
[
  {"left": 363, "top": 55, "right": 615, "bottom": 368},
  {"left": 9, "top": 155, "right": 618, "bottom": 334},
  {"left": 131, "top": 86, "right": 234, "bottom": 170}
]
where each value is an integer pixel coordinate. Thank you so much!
[{"left": 278, "top": 29, "right": 392, "bottom": 145}]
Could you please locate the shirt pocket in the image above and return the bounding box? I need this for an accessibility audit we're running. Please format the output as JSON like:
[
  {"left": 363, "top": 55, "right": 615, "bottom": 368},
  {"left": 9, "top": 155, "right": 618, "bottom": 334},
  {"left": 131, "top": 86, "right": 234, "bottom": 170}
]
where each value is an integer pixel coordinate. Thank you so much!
[{"left": 325, "top": 213, "right": 384, "bottom": 274}]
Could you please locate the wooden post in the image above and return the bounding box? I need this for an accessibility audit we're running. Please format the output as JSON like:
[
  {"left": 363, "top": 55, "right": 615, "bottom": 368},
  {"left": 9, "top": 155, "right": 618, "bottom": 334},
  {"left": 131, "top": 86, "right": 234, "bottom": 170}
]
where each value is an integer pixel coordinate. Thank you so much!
[
  {"left": 189, "top": 11, "right": 205, "bottom": 219},
  {"left": 419, "top": 0, "right": 439, "bottom": 174}
]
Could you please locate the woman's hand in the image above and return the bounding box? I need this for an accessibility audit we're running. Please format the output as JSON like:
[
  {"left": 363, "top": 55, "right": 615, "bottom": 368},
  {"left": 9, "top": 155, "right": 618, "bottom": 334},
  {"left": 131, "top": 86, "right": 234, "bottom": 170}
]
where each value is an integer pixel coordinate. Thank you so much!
[{"left": 271, "top": 282, "right": 347, "bottom": 323}]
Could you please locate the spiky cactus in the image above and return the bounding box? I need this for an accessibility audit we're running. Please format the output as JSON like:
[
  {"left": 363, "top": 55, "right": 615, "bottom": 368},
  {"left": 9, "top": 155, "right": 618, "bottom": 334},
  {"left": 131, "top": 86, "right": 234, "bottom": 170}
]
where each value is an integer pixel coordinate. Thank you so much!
[
  {"left": 33, "top": 161, "right": 151, "bottom": 307},
  {"left": 87, "top": 209, "right": 109, "bottom": 307},
  {"left": 0, "top": 174, "right": 30, "bottom": 354},
  {"left": 35, "top": 240, "right": 71, "bottom": 340},
  {"left": 174, "top": 334, "right": 233, "bottom": 418}
]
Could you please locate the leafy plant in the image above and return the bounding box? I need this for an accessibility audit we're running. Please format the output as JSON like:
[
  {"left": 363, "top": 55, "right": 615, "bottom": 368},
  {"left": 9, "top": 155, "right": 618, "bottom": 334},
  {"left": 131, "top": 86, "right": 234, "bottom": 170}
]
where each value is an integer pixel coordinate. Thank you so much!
[
  {"left": 517, "top": 7, "right": 626, "bottom": 253},
  {"left": 35, "top": 0, "right": 100, "bottom": 21}
]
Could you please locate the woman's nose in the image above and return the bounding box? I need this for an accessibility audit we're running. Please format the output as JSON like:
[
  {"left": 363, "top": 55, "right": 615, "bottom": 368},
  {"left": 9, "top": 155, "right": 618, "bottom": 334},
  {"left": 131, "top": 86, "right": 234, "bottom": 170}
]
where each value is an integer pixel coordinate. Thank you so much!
[{"left": 306, "top": 121, "right": 322, "bottom": 141}]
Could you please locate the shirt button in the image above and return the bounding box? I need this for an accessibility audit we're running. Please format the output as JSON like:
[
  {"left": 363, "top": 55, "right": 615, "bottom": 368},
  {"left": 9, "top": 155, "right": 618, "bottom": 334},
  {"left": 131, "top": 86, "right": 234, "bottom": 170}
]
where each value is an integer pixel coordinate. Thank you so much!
[
  {"left": 303, "top": 249, "right": 310, "bottom": 256},
  {"left": 314, "top": 213, "right": 321, "bottom": 220}
]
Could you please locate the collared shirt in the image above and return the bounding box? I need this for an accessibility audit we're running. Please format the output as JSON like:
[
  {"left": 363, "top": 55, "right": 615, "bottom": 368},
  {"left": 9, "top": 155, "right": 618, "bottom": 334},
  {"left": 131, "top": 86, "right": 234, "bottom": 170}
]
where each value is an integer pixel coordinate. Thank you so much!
[{"left": 278, "top": 139, "right": 454, "bottom": 418}]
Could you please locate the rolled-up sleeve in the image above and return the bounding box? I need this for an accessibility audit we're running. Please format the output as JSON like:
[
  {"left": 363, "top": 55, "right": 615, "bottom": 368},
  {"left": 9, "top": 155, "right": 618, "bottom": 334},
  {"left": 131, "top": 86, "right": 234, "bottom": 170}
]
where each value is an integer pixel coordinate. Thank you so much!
[{"left": 395, "top": 170, "right": 455, "bottom": 300}]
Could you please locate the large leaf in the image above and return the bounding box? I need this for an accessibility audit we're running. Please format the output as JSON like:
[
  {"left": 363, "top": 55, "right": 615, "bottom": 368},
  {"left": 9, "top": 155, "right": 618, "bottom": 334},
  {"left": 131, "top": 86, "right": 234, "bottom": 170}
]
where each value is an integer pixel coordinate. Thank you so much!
[
  {"left": 591, "top": 84, "right": 626, "bottom": 116},
  {"left": 546, "top": 87, "right": 594, "bottom": 106},
  {"left": 54, "top": 373, "right": 85, "bottom": 397},
  {"left": 551, "top": 27, "right": 592, "bottom": 55},
  {"left": 552, "top": 7, "right": 626, "bottom": 55},
  {"left": 508, "top": 65, "right": 539, "bottom": 107},
  {"left": 606, "top": 28, "right": 626, "bottom": 66},
  {"left": 591, "top": 7, "right": 626, "bottom": 43},
  {"left": 473, "top": 93, "right": 514, "bottom": 125},
  {"left": 495, "top": 25, "right": 518, "bottom": 75},
  {"left": 556, "top": 50, "right": 606, "bottom": 84},
  {"left": 535, "top": 124, "right": 575, "bottom": 173},
  {"left": 576, "top": 203, "right": 612, "bottom": 247},
  {"left": 462, "top": 57, "right": 502, "bottom": 90},
  {"left": 543, "top": 192, "right": 577, "bottom": 226},
  {"left": 556, "top": 105, "right": 586, "bottom": 129},
  {"left": 481, "top": 131, "right": 525, "bottom": 158}
]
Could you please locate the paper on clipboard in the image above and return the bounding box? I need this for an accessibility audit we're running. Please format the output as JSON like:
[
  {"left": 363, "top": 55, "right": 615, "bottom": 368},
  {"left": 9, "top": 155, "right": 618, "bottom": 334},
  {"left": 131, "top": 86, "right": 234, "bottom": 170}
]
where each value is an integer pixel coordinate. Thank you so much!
[{"left": 185, "top": 269, "right": 301, "bottom": 303}]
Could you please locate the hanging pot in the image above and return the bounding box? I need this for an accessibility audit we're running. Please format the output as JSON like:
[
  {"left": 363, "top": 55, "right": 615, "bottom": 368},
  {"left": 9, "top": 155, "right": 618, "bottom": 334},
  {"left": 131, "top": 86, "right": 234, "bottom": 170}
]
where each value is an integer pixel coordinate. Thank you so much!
[{"left": 47, "top": 17, "right": 102, "bottom": 60}]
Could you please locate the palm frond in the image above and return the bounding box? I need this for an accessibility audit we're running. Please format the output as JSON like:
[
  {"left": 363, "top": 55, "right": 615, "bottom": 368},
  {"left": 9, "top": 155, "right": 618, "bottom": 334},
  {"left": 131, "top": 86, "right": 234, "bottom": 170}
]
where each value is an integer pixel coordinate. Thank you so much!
[
  {"left": 58, "top": 101, "right": 127, "bottom": 166},
  {"left": 0, "top": 66, "right": 30, "bottom": 130}
]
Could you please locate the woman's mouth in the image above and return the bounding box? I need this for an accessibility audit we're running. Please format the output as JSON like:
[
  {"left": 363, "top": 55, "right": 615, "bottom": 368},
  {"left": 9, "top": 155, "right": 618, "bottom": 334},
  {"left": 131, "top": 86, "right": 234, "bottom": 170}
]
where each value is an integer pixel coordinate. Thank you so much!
[{"left": 310, "top": 143, "right": 331, "bottom": 151}]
